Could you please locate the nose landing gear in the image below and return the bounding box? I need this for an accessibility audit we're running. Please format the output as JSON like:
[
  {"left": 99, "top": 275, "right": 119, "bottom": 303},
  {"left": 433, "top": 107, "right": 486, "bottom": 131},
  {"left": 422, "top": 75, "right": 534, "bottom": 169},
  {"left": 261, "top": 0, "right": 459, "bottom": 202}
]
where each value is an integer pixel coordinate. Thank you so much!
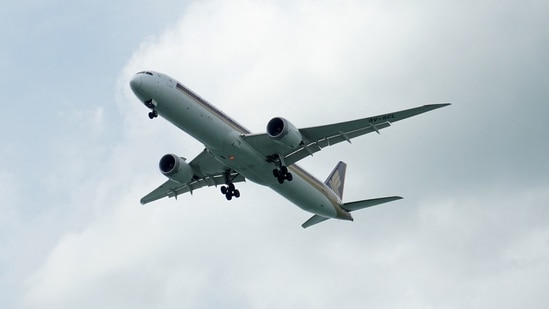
[
  {"left": 148, "top": 110, "right": 158, "bottom": 119},
  {"left": 145, "top": 99, "right": 158, "bottom": 119}
]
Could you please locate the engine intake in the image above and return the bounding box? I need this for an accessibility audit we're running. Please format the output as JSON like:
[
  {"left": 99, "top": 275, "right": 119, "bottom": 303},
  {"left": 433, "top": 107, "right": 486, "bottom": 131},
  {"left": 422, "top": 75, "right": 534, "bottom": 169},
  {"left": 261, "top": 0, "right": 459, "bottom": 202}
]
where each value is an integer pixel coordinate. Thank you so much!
[
  {"left": 159, "top": 154, "right": 194, "bottom": 184},
  {"left": 266, "top": 117, "right": 303, "bottom": 149}
]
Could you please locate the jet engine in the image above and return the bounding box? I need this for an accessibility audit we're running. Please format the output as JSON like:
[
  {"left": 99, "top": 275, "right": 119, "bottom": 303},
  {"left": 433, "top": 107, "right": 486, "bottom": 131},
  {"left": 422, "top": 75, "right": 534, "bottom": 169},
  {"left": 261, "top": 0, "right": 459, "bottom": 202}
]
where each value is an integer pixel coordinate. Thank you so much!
[
  {"left": 159, "top": 154, "right": 194, "bottom": 184},
  {"left": 266, "top": 117, "right": 303, "bottom": 149}
]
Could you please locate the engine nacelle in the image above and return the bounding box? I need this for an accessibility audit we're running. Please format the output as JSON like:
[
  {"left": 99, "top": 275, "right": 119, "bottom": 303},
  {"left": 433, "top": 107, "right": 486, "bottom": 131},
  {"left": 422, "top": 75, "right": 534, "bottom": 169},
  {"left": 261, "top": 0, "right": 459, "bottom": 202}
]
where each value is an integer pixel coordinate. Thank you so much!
[
  {"left": 159, "top": 154, "right": 194, "bottom": 184},
  {"left": 266, "top": 117, "right": 303, "bottom": 149}
]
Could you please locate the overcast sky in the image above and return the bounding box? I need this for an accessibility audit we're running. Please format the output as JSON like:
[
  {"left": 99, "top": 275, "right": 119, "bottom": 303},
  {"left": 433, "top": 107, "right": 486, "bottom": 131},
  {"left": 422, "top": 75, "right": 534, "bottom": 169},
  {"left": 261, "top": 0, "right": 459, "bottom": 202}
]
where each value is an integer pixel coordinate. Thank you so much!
[{"left": 1, "top": 0, "right": 548, "bottom": 308}]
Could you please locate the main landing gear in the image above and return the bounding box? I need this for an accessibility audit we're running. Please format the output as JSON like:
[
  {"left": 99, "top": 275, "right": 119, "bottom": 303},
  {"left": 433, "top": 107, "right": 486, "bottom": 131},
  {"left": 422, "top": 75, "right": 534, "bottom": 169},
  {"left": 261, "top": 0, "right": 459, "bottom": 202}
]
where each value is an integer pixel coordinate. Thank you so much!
[
  {"left": 267, "top": 154, "right": 293, "bottom": 184},
  {"left": 273, "top": 166, "right": 293, "bottom": 184},
  {"left": 221, "top": 169, "right": 240, "bottom": 201},
  {"left": 220, "top": 183, "right": 240, "bottom": 201}
]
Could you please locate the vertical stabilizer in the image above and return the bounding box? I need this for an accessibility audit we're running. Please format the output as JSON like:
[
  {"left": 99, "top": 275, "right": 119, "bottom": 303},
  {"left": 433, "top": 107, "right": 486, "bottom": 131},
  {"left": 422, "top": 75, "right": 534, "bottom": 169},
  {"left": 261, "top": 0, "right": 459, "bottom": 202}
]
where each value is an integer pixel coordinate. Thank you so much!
[{"left": 324, "top": 161, "right": 347, "bottom": 200}]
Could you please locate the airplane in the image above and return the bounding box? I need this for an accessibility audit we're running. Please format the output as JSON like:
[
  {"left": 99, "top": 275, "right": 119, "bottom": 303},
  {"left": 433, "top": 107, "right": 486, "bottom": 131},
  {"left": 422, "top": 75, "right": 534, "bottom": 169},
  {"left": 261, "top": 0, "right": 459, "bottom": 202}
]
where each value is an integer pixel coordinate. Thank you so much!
[{"left": 129, "top": 71, "right": 449, "bottom": 228}]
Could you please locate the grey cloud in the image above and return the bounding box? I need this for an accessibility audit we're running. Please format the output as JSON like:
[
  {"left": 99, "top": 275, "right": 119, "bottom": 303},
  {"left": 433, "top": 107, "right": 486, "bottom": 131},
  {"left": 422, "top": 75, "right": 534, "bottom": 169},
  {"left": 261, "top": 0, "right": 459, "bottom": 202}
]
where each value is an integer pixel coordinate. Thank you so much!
[{"left": 4, "top": 0, "right": 548, "bottom": 308}]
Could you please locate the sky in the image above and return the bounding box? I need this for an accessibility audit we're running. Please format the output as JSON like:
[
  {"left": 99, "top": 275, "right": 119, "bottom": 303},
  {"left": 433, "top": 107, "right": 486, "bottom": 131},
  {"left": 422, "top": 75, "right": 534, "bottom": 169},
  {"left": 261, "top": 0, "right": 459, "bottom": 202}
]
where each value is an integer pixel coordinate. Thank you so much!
[{"left": 1, "top": 0, "right": 548, "bottom": 308}]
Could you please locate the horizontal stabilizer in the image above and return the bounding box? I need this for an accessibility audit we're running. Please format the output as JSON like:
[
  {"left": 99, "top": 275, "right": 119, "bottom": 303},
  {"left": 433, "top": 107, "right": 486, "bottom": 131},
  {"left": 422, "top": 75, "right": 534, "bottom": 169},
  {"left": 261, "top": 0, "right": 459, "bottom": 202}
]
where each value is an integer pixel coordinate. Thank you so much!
[
  {"left": 343, "top": 196, "right": 403, "bottom": 212},
  {"left": 302, "top": 215, "right": 330, "bottom": 228},
  {"left": 301, "top": 196, "right": 403, "bottom": 229}
]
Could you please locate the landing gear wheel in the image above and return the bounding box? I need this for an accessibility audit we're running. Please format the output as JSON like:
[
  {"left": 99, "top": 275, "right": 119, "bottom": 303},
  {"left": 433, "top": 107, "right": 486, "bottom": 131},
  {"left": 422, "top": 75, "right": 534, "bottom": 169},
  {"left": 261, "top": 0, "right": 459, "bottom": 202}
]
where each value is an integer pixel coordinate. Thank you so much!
[
  {"left": 221, "top": 169, "right": 242, "bottom": 201},
  {"left": 148, "top": 110, "right": 158, "bottom": 119},
  {"left": 273, "top": 165, "right": 293, "bottom": 184},
  {"left": 221, "top": 182, "right": 240, "bottom": 200},
  {"left": 286, "top": 172, "right": 293, "bottom": 181}
]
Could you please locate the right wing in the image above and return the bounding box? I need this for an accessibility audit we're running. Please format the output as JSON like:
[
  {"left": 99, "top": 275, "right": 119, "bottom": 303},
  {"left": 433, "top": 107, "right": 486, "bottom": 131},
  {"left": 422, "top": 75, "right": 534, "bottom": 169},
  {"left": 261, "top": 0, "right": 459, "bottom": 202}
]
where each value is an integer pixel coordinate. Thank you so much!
[
  {"left": 140, "top": 149, "right": 245, "bottom": 204},
  {"left": 243, "top": 104, "right": 450, "bottom": 166}
]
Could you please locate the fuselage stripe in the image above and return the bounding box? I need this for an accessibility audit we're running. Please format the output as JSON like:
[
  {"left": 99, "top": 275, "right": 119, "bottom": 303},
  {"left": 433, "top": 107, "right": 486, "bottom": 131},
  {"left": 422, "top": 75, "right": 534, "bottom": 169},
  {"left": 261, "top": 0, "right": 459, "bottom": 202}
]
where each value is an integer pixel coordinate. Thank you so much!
[{"left": 176, "top": 83, "right": 250, "bottom": 134}]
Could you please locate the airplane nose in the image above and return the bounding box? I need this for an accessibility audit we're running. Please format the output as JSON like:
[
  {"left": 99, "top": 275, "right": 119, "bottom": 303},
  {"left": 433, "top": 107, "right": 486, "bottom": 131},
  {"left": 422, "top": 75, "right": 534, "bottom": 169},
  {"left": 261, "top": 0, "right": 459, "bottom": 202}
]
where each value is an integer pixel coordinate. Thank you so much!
[{"left": 129, "top": 74, "right": 142, "bottom": 93}]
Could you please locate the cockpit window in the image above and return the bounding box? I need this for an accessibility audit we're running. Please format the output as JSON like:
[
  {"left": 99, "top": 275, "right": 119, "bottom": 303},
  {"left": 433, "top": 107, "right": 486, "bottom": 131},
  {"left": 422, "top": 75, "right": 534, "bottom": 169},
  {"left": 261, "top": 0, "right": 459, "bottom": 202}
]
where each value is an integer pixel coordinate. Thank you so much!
[{"left": 137, "top": 71, "right": 154, "bottom": 76}]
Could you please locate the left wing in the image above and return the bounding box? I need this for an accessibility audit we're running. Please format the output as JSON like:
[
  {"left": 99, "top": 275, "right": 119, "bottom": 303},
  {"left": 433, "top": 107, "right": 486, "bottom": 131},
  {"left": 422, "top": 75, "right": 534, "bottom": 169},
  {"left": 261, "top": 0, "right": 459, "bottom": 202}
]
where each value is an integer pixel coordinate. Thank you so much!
[
  {"left": 242, "top": 104, "right": 450, "bottom": 166},
  {"left": 140, "top": 149, "right": 244, "bottom": 204}
]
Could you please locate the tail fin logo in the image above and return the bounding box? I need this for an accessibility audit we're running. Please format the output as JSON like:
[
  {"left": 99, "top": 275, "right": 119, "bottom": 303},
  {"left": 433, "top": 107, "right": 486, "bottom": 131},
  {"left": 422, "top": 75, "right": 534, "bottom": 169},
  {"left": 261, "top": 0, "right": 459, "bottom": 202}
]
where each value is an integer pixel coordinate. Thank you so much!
[
  {"left": 329, "top": 171, "right": 342, "bottom": 195},
  {"left": 325, "top": 161, "right": 347, "bottom": 200}
]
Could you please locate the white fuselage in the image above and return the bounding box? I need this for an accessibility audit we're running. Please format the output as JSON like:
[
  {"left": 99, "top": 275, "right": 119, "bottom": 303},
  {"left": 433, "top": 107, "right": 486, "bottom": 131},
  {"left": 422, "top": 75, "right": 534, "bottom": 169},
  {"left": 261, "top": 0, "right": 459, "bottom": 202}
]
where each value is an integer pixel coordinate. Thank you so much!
[{"left": 130, "top": 71, "right": 352, "bottom": 220}]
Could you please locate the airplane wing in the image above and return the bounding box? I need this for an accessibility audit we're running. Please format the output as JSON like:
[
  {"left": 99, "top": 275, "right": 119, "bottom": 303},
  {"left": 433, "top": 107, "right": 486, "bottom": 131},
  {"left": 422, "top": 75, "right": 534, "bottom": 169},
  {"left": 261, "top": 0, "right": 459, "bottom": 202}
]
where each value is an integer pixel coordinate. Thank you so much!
[
  {"left": 140, "top": 149, "right": 245, "bottom": 204},
  {"left": 242, "top": 104, "right": 450, "bottom": 166}
]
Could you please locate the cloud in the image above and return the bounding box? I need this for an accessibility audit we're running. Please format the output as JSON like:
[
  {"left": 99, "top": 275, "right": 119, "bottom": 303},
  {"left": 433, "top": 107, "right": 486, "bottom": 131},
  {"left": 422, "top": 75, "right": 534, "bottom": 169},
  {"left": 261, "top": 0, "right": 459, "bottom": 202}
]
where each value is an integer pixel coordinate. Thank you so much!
[{"left": 19, "top": 0, "right": 549, "bottom": 308}]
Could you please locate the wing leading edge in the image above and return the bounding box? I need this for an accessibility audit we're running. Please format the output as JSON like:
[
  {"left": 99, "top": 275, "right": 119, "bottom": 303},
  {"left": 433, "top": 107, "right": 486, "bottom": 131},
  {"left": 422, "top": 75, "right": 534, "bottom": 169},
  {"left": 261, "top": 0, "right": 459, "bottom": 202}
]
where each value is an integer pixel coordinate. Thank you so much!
[{"left": 242, "top": 104, "right": 450, "bottom": 166}]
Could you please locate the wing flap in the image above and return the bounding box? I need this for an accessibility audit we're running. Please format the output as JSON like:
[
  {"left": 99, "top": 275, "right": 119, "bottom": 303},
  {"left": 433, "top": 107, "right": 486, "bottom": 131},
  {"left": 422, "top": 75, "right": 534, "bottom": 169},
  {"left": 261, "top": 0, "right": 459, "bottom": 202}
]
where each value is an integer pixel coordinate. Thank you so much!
[
  {"left": 285, "top": 122, "right": 391, "bottom": 165},
  {"left": 141, "top": 179, "right": 183, "bottom": 204},
  {"left": 140, "top": 173, "right": 245, "bottom": 205},
  {"left": 241, "top": 122, "right": 391, "bottom": 167}
]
